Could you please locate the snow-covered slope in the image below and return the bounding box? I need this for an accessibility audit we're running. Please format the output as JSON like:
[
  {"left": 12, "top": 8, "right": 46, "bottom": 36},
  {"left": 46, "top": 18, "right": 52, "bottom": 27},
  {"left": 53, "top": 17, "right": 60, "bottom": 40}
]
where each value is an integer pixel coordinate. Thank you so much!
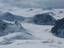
[
  {"left": 0, "top": 8, "right": 64, "bottom": 48},
  {"left": 0, "top": 23, "right": 64, "bottom": 48}
]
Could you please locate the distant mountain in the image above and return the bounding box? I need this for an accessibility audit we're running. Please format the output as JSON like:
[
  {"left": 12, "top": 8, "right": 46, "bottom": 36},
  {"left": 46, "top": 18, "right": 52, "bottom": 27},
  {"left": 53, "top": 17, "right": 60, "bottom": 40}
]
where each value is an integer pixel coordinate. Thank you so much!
[{"left": 0, "top": 12, "right": 24, "bottom": 22}]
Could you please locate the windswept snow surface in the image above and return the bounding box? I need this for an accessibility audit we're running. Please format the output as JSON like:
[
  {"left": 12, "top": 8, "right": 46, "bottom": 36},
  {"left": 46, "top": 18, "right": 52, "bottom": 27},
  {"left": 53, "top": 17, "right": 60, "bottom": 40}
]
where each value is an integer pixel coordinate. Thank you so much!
[
  {"left": 0, "top": 23, "right": 64, "bottom": 48},
  {"left": 0, "top": 23, "right": 62, "bottom": 48},
  {"left": 0, "top": 8, "right": 64, "bottom": 48}
]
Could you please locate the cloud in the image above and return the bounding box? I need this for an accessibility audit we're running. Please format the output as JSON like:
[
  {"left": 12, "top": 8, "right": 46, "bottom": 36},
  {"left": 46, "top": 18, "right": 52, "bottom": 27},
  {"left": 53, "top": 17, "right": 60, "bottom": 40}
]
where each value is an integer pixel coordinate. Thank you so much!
[
  {"left": 0, "top": 0, "right": 64, "bottom": 9},
  {"left": 0, "top": 0, "right": 49, "bottom": 8}
]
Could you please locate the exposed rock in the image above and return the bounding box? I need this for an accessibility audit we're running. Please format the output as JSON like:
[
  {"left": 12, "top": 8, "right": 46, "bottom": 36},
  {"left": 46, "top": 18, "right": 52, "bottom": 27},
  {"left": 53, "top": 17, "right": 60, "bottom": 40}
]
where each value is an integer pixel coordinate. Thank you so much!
[
  {"left": 51, "top": 18, "right": 64, "bottom": 38},
  {"left": 33, "top": 13, "right": 56, "bottom": 25},
  {"left": 0, "top": 12, "right": 24, "bottom": 21}
]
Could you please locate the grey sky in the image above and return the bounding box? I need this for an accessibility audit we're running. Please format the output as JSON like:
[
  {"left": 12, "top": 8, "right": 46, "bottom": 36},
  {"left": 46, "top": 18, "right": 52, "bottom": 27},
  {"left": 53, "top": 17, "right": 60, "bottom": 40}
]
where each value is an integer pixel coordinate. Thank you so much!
[{"left": 0, "top": 0, "right": 64, "bottom": 9}]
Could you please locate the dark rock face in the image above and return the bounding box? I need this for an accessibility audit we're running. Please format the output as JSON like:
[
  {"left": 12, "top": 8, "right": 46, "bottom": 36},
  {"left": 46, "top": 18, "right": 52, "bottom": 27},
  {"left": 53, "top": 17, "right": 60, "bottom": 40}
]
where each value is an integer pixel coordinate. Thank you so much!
[
  {"left": 33, "top": 13, "right": 56, "bottom": 25},
  {"left": 51, "top": 18, "right": 64, "bottom": 38},
  {"left": 0, "top": 20, "right": 8, "bottom": 36},
  {"left": 0, "top": 12, "right": 24, "bottom": 21}
]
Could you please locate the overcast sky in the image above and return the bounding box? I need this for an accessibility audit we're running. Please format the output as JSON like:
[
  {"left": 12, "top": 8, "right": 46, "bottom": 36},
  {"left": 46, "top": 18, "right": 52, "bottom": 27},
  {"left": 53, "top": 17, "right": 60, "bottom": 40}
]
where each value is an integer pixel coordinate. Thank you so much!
[{"left": 0, "top": 0, "right": 64, "bottom": 9}]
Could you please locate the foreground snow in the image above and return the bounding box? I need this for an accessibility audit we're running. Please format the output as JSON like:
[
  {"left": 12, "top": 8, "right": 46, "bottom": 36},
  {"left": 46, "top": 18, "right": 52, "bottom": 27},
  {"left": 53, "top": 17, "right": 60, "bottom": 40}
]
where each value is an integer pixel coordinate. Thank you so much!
[{"left": 0, "top": 23, "right": 64, "bottom": 48}]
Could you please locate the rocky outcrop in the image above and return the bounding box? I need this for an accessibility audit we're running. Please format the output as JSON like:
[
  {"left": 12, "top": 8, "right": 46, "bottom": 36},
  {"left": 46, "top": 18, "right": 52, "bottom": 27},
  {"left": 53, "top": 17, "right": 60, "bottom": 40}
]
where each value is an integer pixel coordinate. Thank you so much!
[
  {"left": 0, "top": 12, "right": 24, "bottom": 21},
  {"left": 51, "top": 18, "right": 64, "bottom": 38},
  {"left": 33, "top": 13, "right": 56, "bottom": 25}
]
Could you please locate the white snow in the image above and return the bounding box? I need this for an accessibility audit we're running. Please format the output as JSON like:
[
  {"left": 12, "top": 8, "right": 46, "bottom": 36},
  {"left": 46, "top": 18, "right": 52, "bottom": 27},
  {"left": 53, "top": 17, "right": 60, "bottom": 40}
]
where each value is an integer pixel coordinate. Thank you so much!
[{"left": 0, "top": 23, "right": 64, "bottom": 48}]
